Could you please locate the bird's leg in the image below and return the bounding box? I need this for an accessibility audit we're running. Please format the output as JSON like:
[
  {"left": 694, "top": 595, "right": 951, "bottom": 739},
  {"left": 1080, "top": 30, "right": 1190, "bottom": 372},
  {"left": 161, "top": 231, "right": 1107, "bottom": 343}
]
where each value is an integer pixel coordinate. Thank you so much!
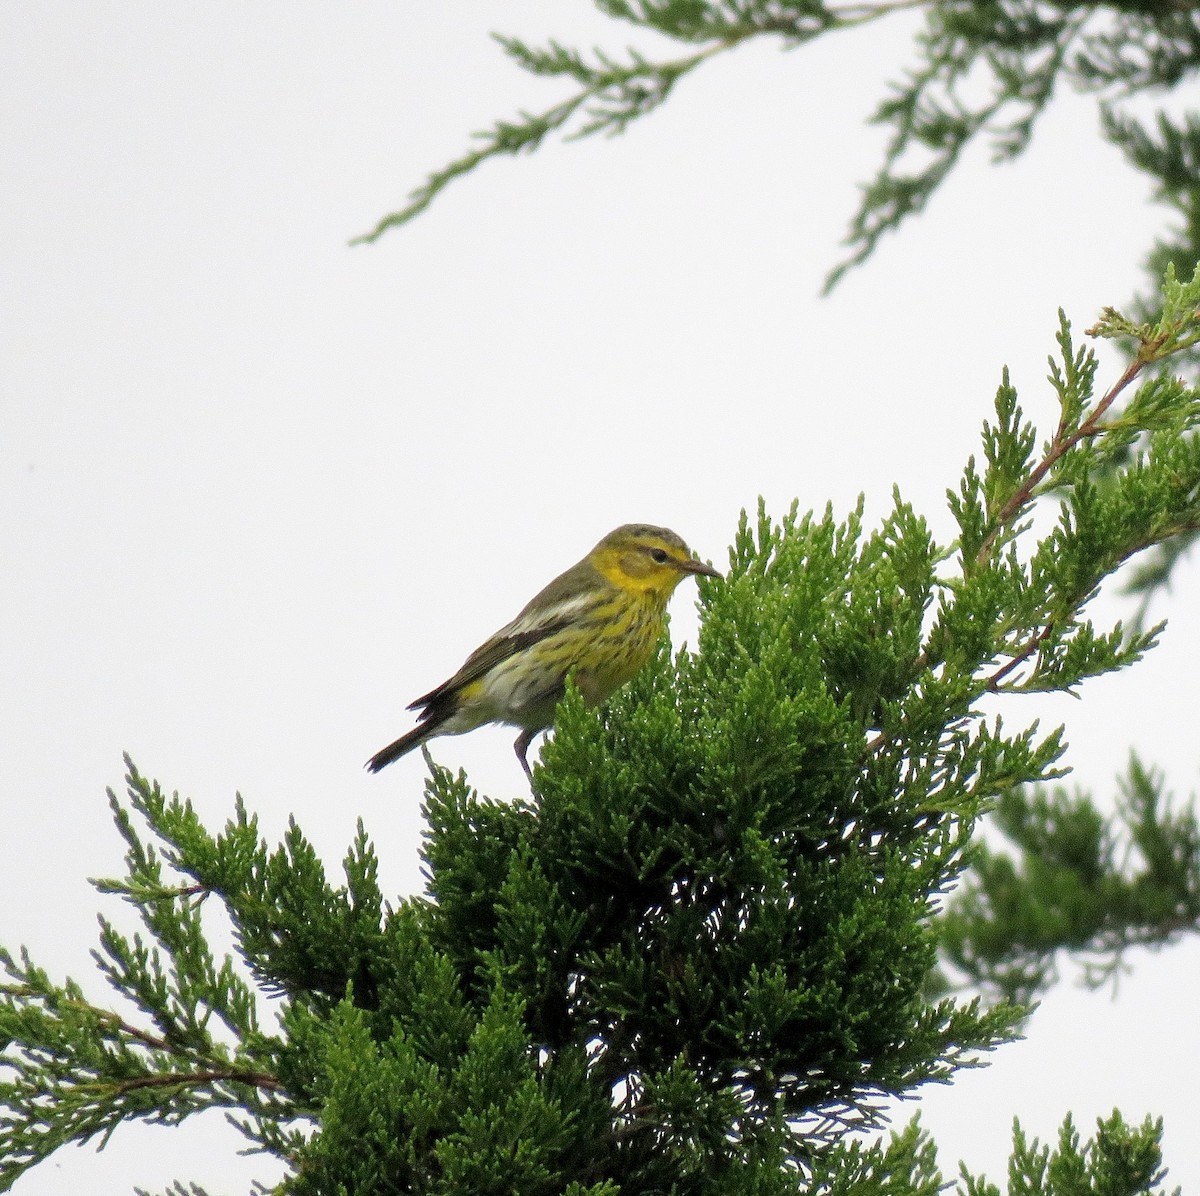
[{"left": 514, "top": 728, "right": 537, "bottom": 782}]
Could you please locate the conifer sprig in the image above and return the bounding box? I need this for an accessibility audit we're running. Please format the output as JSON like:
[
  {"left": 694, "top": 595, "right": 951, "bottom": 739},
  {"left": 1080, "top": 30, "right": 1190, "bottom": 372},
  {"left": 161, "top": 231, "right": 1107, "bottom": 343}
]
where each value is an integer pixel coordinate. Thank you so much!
[
  {"left": 939, "top": 755, "right": 1200, "bottom": 1005},
  {"left": 358, "top": 2, "right": 1200, "bottom": 301},
  {"left": 353, "top": 2, "right": 871, "bottom": 245},
  {"left": 957, "top": 1111, "right": 1174, "bottom": 1196}
]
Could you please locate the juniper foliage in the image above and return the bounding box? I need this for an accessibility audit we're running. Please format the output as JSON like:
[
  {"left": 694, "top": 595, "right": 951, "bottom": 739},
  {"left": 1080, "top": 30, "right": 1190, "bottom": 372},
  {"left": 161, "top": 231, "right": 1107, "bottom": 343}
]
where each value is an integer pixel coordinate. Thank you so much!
[
  {"left": 357, "top": 1, "right": 1200, "bottom": 604},
  {"left": 356, "top": 2, "right": 1200, "bottom": 299},
  {"left": 4, "top": 273, "right": 1199, "bottom": 1192},
  {"left": 958, "top": 1111, "right": 1174, "bottom": 1196},
  {"left": 938, "top": 755, "right": 1200, "bottom": 1006}
]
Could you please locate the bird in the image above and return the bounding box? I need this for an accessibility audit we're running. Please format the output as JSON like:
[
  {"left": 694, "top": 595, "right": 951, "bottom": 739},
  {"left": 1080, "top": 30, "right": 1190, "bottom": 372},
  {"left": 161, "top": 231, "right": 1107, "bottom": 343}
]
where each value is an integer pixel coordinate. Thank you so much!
[{"left": 366, "top": 524, "right": 721, "bottom": 780}]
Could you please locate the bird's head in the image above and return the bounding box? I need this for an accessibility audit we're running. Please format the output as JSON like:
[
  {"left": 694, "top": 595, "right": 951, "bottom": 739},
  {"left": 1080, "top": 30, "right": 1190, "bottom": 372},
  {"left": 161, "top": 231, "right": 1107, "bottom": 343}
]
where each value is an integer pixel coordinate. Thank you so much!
[{"left": 589, "top": 524, "right": 721, "bottom": 597}]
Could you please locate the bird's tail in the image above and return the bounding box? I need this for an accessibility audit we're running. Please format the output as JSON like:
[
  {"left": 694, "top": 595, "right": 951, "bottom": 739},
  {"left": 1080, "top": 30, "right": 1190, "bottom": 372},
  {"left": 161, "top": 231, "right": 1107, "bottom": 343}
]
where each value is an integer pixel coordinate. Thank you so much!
[{"left": 364, "top": 721, "right": 437, "bottom": 773}]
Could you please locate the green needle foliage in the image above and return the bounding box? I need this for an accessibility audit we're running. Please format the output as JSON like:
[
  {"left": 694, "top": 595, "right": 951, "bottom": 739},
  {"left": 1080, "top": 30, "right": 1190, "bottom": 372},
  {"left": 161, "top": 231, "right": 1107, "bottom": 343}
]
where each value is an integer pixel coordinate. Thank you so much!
[
  {"left": 939, "top": 755, "right": 1200, "bottom": 1006},
  {"left": 356, "top": 1, "right": 1200, "bottom": 298},
  {"left": 958, "top": 1111, "right": 1173, "bottom": 1196},
  {"left": 5, "top": 271, "right": 1200, "bottom": 1192}
]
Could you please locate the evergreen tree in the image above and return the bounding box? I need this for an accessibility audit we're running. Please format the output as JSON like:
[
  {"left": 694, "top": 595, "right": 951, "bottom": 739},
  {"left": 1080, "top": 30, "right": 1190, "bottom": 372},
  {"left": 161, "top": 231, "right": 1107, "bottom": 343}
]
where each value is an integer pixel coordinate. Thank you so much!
[{"left": 3, "top": 274, "right": 1198, "bottom": 1193}]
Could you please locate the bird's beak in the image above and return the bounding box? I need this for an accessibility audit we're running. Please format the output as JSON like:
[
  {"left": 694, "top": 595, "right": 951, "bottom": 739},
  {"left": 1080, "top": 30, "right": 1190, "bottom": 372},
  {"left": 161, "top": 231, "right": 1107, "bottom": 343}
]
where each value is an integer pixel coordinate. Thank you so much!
[{"left": 679, "top": 557, "right": 722, "bottom": 580}]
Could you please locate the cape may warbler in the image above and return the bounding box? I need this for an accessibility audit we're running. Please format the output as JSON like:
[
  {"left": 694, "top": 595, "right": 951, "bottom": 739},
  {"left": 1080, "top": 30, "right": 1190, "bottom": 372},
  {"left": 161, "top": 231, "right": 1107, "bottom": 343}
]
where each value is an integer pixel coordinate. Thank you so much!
[{"left": 366, "top": 524, "right": 720, "bottom": 779}]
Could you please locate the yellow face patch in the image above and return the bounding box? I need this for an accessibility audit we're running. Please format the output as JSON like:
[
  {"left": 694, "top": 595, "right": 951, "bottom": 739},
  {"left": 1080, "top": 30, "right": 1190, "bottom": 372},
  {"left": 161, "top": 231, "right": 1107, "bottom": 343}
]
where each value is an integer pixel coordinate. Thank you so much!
[{"left": 590, "top": 530, "right": 697, "bottom": 597}]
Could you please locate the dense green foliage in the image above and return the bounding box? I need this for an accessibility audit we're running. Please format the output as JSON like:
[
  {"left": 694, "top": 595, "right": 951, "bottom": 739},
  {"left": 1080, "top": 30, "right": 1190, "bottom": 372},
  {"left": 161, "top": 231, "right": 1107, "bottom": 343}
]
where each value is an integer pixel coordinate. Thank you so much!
[{"left": 3, "top": 275, "right": 1198, "bottom": 1192}]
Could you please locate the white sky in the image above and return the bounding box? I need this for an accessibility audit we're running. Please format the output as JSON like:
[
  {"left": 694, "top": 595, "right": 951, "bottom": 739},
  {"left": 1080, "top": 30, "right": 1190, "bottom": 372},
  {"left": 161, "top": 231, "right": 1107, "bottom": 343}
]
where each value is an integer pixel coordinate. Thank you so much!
[{"left": 4, "top": 3, "right": 1199, "bottom": 1193}]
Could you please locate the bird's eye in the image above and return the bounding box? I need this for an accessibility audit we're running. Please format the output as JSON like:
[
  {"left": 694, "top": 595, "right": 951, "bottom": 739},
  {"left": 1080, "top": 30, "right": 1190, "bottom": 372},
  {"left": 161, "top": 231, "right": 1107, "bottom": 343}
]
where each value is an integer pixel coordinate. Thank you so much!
[{"left": 649, "top": 547, "right": 669, "bottom": 564}]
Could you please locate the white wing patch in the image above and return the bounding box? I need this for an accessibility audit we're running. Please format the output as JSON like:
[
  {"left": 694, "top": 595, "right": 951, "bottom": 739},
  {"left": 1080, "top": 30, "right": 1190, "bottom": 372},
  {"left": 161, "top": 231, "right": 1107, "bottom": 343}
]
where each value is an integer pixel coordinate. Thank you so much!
[{"left": 501, "top": 592, "right": 594, "bottom": 638}]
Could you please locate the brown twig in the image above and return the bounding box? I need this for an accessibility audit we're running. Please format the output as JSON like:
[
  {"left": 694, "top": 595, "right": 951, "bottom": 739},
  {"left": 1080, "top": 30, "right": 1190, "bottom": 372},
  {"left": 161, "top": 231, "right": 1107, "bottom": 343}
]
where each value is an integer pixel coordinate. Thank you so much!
[
  {"left": 863, "top": 347, "right": 1153, "bottom": 757},
  {"left": 974, "top": 353, "right": 1146, "bottom": 567},
  {"left": 984, "top": 622, "right": 1058, "bottom": 692},
  {"left": 86, "top": 1067, "right": 283, "bottom": 1096},
  {"left": 88, "top": 1004, "right": 174, "bottom": 1053}
]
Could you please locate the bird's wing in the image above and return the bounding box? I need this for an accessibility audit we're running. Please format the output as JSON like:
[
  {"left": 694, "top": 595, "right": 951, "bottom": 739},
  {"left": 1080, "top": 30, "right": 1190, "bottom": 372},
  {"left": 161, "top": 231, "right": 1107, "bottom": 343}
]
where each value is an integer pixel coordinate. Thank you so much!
[{"left": 408, "top": 567, "right": 603, "bottom": 715}]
